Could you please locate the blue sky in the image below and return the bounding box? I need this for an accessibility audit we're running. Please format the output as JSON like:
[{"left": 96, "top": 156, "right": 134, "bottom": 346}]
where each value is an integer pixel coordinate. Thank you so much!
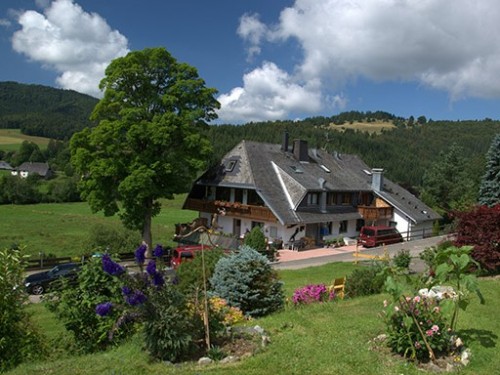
[{"left": 1, "top": 0, "right": 500, "bottom": 124}]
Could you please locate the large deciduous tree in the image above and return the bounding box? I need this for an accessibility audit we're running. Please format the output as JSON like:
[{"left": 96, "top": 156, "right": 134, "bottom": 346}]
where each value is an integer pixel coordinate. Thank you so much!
[
  {"left": 478, "top": 133, "right": 500, "bottom": 207},
  {"left": 70, "top": 47, "right": 219, "bottom": 255}
]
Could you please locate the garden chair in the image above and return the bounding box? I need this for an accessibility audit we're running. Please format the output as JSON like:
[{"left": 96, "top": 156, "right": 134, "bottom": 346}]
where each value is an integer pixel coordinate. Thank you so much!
[{"left": 330, "top": 277, "right": 346, "bottom": 299}]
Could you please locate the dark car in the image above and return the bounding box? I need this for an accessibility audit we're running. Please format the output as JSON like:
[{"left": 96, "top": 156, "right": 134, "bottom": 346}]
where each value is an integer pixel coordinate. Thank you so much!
[
  {"left": 358, "top": 225, "right": 403, "bottom": 248},
  {"left": 24, "top": 263, "right": 81, "bottom": 295}
]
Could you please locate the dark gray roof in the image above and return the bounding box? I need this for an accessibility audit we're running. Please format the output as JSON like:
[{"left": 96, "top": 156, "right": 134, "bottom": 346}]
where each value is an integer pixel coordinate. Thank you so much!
[
  {"left": 16, "top": 162, "right": 51, "bottom": 177},
  {"left": 0, "top": 161, "right": 13, "bottom": 170},
  {"left": 195, "top": 140, "right": 440, "bottom": 225}
]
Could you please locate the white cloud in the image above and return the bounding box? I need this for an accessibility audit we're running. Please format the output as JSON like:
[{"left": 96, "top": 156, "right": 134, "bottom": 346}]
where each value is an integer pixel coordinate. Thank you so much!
[
  {"left": 11, "top": 0, "right": 129, "bottom": 97},
  {"left": 276, "top": 0, "right": 500, "bottom": 98},
  {"left": 217, "top": 61, "right": 323, "bottom": 123},
  {"left": 223, "top": 0, "right": 500, "bottom": 122},
  {"left": 237, "top": 13, "right": 268, "bottom": 61}
]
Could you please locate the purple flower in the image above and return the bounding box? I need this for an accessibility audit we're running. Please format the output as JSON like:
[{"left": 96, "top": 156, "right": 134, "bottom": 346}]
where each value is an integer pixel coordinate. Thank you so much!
[
  {"left": 146, "top": 260, "right": 156, "bottom": 276},
  {"left": 152, "top": 272, "right": 165, "bottom": 287},
  {"left": 121, "top": 286, "right": 132, "bottom": 295},
  {"left": 102, "top": 255, "right": 125, "bottom": 276},
  {"left": 153, "top": 244, "right": 164, "bottom": 258},
  {"left": 135, "top": 244, "right": 147, "bottom": 265},
  {"left": 96, "top": 302, "right": 113, "bottom": 317},
  {"left": 126, "top": 290, "right": 147, "bottom": 306}
]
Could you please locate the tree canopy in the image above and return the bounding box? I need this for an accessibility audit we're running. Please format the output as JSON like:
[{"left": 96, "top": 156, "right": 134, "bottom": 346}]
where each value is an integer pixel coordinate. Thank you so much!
[
  {"left": 478, "top": 133, "right": 500, "bottom": 207},
  {"left": 70, "top": 47, "right": 219, "bottom": 253}
]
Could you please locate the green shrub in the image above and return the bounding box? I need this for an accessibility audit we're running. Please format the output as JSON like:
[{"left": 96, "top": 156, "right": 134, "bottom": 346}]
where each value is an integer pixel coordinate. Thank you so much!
[
  {"left": 210, "top": 245, "right": 284, "bottom": 317},
  {"left": 392, "top": 249, "right": 411, "bottom": 269},
  {"left": 244, "top": 226, "right": 278, "bottom": 261},
  {"left": 419, "top": 240, "right": 454, "bottom": 271},
  {"left": 0, "top": 247, "right": 47, "bottom": 371},
  {"left": 383, "top": 294, "right": 452, "bottom": 361},
  {"left": 46, "top": 257, "right": 131, "bottom": 353},
  {"left": 142, "top": 284, "right": 194, "bottom": 362},
  {"left": 84, "top": 224, "right": 141, "bottom": 255},
  {"left": 175, "top": 248, "right": 225, "bottom": 294},
  {"left": 344, "top": 262, "right": 386, "bottom": 298}
]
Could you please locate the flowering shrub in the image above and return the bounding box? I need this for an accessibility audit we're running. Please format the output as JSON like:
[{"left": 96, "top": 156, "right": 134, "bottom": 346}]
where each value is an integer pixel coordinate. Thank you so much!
[
  {"left": 208, "top": 296, "right": 246, "bottom": 326},
  {"left": 292, "top": 284, "right": 335, "bottom": 305},
  {"left": 383, "top": 294, "right": 452, "bottom": 361}
]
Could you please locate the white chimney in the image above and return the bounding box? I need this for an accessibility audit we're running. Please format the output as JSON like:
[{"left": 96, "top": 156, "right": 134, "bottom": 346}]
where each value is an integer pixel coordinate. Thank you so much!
[{"left": 371, "top": 168, "right": 384, "bottom": 192}]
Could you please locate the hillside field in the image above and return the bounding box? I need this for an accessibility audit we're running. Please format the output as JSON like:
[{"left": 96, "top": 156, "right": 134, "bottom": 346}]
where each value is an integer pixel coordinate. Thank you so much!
[
  {"left": 328, "top": 120, "right": 396, "bottom": 134},
  {"left": 0, "top": 128, "right": 50, "bottom": 151}
]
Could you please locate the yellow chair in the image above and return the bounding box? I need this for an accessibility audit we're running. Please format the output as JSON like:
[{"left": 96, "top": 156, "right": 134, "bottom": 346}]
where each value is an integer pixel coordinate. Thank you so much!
[{"left": 330, "top": 277, "right": 346, "bottom": 299}]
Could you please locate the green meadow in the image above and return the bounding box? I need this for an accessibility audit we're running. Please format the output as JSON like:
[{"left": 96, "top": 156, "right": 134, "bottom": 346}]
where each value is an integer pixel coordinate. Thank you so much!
[
  {"left": 0, "top": 195, "right": 197, "bottom": 258},
  {"left": 8, "top": 264, "right": 499, "bottom": 375},
  {"left": 0, "top": 128, "right": 50, "bottom": 151}
]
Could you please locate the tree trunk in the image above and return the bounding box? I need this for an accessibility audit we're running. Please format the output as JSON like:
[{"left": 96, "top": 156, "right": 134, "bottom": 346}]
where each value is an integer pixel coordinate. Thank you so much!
[{"left": 142, "top": 202, "right": 153, "bottom": 259}]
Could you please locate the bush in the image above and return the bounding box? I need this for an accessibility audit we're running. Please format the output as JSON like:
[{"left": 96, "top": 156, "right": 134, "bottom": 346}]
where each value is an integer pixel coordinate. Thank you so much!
[
  {"left": 383, "top": 295, "right": 452, "bottom": 361},
  {"left": 452, "top": 204, "right": 500, "bottom": 274},
  {"left": 244, "top": 226, "right": 278, "bottom": 261},
  {"left": 0, "top": 247, "right": 47, "bottom": 371},
  {"left": 85, "top": 224, "right": 142, "bottom": 255},
  {"left": 419, "top": 240, "right": 454, "bottom": 271},
  {"left": 392, "top": 249, "right": 411, "bottom": 269},
  {"left": 176, "top": 248, "right": 225, "bottom": 294},
  {"left": 345, "top": 262, "right": 386, "bottom": 298},
  {"left": 46, "top": 257, "right": 131, "bottom": 353},
  {"left": 292, "top": 284, "right": 335, "bottom": 305},
  {"left": 142, "top": 284, "right": 194, "bottom": 362},
  {"left": 210, "top": 245, "right": 284, "bottom": 317}
]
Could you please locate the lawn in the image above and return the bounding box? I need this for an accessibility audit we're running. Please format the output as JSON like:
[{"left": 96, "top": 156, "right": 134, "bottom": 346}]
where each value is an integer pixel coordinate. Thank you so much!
[
  {"left": 0, "top": 196, "right": 197, "bottom": 258},
  {"left": 8, "top": 264, "right": 500, "bottom": 375}
]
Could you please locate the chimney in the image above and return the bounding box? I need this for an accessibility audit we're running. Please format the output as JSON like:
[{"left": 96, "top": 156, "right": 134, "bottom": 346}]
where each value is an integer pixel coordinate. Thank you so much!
[
  {"left": 371, "top": 168, "right": 384, "bottom": 192},
  {"left": 292, "top": 139, "right": 309, "bottom": 162},
  {"left": 318, "top": 178, "right": 327, "bottom": 213},
  {"left": 281, "top": 131, "right": 289, "bottom": 152}
]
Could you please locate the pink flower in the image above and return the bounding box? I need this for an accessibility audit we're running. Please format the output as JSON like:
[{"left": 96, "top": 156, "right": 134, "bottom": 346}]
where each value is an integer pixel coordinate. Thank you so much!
[
  {"left": 433, "top": 306, "right": 441, "bottom": 313},
  {"left": 426, "top": 329, "right": 434, "bottom": 337},
  {"left": 415, "top": 341, "right": 422, "bottom": 349},
  {"left": 431, "top": 325, "right": 439, "bottom": 332},
  {"left": 413, "top": 296, "right": 421, "bottom": 303}
]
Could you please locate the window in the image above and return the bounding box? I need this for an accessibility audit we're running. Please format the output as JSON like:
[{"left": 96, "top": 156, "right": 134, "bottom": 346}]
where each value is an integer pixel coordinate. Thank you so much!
[
  {"left": 269, "top": 226, "right": 278, "bottom": 239},
  {"left": 307, "top": 193, "right": 319, "bottom": 205},
  {"left": 342, "top": 193, "right": 352, "bottom": 205},
  {"left": 356, "top": 219, "right": 365, "bottom": 231},
  {"left": 224, "top": 159, "right": 237, "bottom": 172},
  {"left": 339, "top": 220, "right": 348, "bottom": 233}
]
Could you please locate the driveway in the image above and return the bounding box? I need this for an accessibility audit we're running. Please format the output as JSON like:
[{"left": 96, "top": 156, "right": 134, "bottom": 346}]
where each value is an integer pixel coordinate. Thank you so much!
[{"left": 273, "top": 234, "right": 452, "bottom": 270}]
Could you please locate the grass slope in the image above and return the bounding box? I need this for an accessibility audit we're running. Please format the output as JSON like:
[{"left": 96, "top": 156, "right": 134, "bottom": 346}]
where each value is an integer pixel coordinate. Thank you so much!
[
  {"left": 0, "top": 128, "right": 50, "bottom": 151},
  {"left": 9, "top": 265, "right": 499, "bottom": 375},
  {"left": 0, "top": 196, "right": 197, "bottom": 257},
  {"left": 327, "top": 121, "right": 396, "bottom": 134}
]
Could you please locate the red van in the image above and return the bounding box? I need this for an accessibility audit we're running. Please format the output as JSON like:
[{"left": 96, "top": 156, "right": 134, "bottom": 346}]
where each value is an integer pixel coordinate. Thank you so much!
[
  {"left": 170, "top": 244, "right": 211, "bottom": 269},
  {"left": 358, "top": 226, "right": 403, "bottom": 248}
]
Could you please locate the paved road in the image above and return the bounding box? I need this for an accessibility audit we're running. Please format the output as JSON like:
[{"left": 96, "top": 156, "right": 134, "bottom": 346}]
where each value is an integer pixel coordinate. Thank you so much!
[{"left": 273, "top": 234, "right": 452, "bottom": 270}]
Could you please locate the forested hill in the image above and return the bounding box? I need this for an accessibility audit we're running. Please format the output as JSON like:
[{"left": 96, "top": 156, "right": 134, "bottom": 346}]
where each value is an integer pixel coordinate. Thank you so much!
[
  {"left": 0, "top": 81, "right": 98, "bottom": 140},
  {"left": 205, "top": 116, "right": 500, "bottom": 194}
]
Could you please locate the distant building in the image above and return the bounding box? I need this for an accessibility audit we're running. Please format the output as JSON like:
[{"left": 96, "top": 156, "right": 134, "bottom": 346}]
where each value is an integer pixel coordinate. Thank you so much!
[
  {"left": 0, "top": 161, "right": 13, "bottom": 170},
  {"left": 183, "top": 135, "right": 440, "bottom": 248},
  {"left": 11, "top": 162, "right": 53, "bottom": 179}
]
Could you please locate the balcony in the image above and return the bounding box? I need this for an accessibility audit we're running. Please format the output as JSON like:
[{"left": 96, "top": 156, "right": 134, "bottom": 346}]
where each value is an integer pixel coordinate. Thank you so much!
[
  {"left": 357, "top": 205, "right": 393, "bottom": 221},
  {"left": 184, "top": 198, "right": 277, "bottom": 222}
]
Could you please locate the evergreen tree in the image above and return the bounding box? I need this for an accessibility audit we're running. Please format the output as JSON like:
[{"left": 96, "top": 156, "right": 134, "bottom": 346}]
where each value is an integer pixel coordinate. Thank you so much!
[{"left": 478, "top": 134, "right": 500, "bottom": 207}]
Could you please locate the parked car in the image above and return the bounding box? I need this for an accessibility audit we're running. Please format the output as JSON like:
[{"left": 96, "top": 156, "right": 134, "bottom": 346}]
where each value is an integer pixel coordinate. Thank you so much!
[
  {"left": 170, "top": 244, "right": 210, "bottom": 269},
  {"left": 358, "top": 226, "right": 403, "bottom": 248},
  {"left": 24, "top": 263, "right": 81, "bottom": 295}
]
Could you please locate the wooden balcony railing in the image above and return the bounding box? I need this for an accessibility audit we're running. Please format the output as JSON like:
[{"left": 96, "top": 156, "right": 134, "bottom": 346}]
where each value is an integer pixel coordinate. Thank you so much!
[
  {"left": 184, "top": 198, "right": 277, "bottom": 222},
  {"left": 357, "top": 205, "right": 393, "bottom": 221}
]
